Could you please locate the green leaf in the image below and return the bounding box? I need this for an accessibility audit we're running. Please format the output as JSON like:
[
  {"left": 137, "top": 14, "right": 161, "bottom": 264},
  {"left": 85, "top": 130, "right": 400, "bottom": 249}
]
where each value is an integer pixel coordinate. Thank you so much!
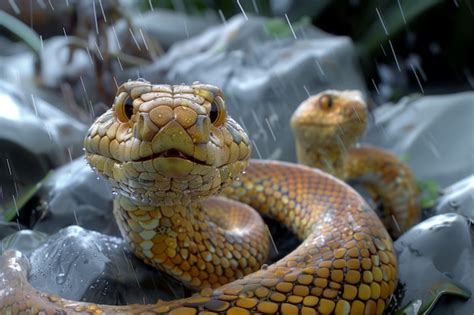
[
  {"left": 399, "top": 153, "right": 410, "bottom": 163},
  {"left": 0, "top": 10, "right": 42, "bottom": 56},
  {"left": 264, "top": 16, "right": 311, "bottom": 38},
  {"left": 417, "top": 179, "right": 440, "bottom": 209},
  {"left": 357, "top": 0, "right": 443, "bottom": 55},
  {"left": 396, "top": 282, "right": 471, "bottom": 315},
  {"left": 419, "top": 281, "right": 471, "bottom": 314},
  {"left": 1, "top": 171, "right": 53, "bottom": 222}
]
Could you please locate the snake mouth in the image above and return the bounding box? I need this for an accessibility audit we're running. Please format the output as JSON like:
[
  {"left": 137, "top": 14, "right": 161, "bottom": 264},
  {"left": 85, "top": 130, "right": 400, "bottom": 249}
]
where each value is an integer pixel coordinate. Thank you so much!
[{"left": 136, "top": 149, "right": 208, "bottom": 165}]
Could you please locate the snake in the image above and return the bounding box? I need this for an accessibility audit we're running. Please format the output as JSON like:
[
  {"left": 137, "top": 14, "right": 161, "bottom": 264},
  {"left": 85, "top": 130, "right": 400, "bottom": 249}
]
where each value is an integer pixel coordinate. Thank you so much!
[
  {"left": 0, "top": 81, "right": 412, "bottom": 315},
  {"left": 290, "top": 90, "right": 420, "bottom": 237}
]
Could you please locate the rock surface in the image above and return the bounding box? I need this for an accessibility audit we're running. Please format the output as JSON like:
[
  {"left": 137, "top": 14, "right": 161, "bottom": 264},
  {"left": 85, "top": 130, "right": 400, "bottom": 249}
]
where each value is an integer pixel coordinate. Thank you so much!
[
  {"left": 32, "top": 158, "right": 119, "bottom": 236},
  {"left": 0, "top": 222, "right": 21, "bottom": 239},
  {"left": 395, "top": 213, "right": 474, "bottom": 314},
  {"left": 0, "top": 230, "right": 48, "bottom": 256},
  {"left": 28, "top": 225, "right": 186, "bottom": 305},
  {"left": 116, "top": 9, "right": 220, "bottom": 50},
  {"left": 434, "top": 175, "right": 474, "bottom": 222},
  {"left": 0, "top": 80, "right": 87, "bottom": 210},
  {"left": 364, "top": 91, "right": 474, "bottom": 187}
]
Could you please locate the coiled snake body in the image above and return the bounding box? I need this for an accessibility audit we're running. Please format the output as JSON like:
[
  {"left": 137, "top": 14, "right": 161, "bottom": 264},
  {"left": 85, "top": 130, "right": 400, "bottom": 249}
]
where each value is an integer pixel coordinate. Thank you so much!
[{"left": 0, "top": 81, "right": 416, "bottom": 314}]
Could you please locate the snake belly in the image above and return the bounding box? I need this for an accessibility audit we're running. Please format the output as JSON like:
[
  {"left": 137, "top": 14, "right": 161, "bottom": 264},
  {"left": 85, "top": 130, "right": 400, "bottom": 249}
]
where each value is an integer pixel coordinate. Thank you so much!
[{"left": 0, "top": 81, "right": 397, "bottom": 315}]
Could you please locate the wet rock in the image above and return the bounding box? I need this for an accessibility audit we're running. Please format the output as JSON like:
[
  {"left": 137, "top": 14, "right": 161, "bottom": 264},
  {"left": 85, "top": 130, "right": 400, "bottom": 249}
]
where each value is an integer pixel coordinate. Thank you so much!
[
  {"left": 0, "top": 35, "right": 94, "bottom": 90},
  {"left": 395, "top": 213, "right": 474, "bottom": 314},
  {"left": 364, "top": 92, "right": 474, "bottom": 187},
  {"left": 29, "top": 225, "right": 186, "bottom": 305},
  {"left": 0, "top": 80, "right": 87, "bottom": 209},
  {"left": 141, "top": 14, "right": 367, "bottom": 162},
  {"left": 0, "top": 230, "right": 48, "bottom": 256},
  {"left": 0, "top": 222, "right": 21, "bottom": 239},
  {"left": 116, "top": 9, "right": 219, "bottom": 50},
  {"left": 434, "top": 175, "right": 474, "bottom": 222},
  {"left": 33, "top": 158, "right": 119, "bottom": 236}
]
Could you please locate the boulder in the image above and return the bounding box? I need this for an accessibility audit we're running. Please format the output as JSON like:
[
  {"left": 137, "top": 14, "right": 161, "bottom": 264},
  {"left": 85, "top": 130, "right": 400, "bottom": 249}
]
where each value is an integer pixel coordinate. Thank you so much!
[
  {"left": 32, "top": 158, "right": 119, "bottom": 236},
  {"left": 395, "top": 213, "right": 474, "bottom": 314},
  {"left": 28, "top": 225, "right": 186, "bottom": 304},
  {"left": 0, "top": 80, "right": 87, "bottom": 210},
  {"left": 434, "top": 175, "right": 474, "bottom": 222},
  {"left": 364, "top": 91, "right": 474, "bottom": 187}
]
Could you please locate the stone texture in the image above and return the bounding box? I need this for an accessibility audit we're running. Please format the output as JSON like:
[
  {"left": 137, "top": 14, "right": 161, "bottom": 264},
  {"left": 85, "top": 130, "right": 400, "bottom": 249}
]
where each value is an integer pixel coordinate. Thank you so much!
[
  {"left": 0, "top": 230, "right": 48, "bottom": 256},
  {"left": 364, "top": 91, "right": 474, "bottom": 187},
  {"left": 33, "top": 158, "right": 119, "bottom": 236},
  {"left": 395, "top": 213, "right": 474, "bottom": 314},
  {"left": 28, "top": 225, "right": 186, "bottom": 304},
  {"left": 434, "top": 175, "right": 474, "bottom": 222},
  {"left": 0, "top": 80, "right": 87, "bottom": 210}
]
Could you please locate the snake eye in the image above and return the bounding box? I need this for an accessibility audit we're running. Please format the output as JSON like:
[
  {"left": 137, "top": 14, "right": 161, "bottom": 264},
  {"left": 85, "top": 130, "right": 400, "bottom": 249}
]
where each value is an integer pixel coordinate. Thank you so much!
[
  {"left": 209, "top": 98, "right": 226, "bottom": 127},
  {"left": 319, "top": 95, "right": 333, "bottom": 111},
  {"left": 116, "top": 96, "right": 134, "bottom": 123}
]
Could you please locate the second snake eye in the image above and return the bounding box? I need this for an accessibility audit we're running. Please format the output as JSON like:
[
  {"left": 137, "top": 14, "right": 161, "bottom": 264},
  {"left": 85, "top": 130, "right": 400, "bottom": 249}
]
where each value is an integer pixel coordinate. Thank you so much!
[
  {"left": 319, "top": 95, "right": 333, "bottom": 111},
  {"left": 116, "top": 96, "right": 134, "bottom": 123},
  {"left": 209, "top": 98, "right": 226, "bottom": 127}
]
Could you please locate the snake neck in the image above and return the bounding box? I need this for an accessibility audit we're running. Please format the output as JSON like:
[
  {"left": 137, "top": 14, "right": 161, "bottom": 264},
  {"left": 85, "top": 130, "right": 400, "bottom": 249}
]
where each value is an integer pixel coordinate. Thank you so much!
[
  {"left": 294, "top": 140, "right": 348, "bottom": 179},
  {"left": 112, "top": 194, "right": 268, "bottom": 289}
]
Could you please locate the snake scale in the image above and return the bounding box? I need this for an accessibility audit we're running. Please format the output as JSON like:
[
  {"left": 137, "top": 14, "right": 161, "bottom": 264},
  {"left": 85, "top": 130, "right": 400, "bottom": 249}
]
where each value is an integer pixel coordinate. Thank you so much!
[{"left": 0, "top": 81, "right": 419, "bottom": 315}]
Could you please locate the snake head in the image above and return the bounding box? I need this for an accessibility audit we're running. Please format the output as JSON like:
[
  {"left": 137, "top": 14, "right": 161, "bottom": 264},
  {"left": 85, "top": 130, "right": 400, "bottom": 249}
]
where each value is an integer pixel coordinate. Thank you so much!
[
  {"left": 84, "top": 80, "right": 251, "bottom": 205},
  {"left": 290, "top": 90, "right": 368, "bottom": 147}
]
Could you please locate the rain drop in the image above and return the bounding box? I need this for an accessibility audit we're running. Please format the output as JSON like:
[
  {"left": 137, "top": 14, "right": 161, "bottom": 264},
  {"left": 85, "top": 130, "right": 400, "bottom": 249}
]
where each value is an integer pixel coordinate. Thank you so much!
[
  {"left": 449, "top": 200, "right": 459, "bottom": 209},
  {"left": 56, "top": 272, "right": 66, "bottom": 285}
]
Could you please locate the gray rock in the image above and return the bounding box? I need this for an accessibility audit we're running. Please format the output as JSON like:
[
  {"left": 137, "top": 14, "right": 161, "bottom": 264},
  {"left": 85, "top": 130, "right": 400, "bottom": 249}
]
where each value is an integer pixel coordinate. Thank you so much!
[
  {"left": 0, "top": 222, "right": 21, "bottom": 239},
  {"left": 0, "top": 230, "right": 48, "bottom": 256},
  {"left": 434, "top": 176, "right": 474, "bottom": 222},
  {"left": 0, "top": 35, "right": 94, "bottom": 90},
  {"left": 395, "top": 213, "right": 474, "bottom": 314},
  {"left": 29, "top": 225, "right": 185, "bottom": 305},
  {"left": 116, "top": 9, "right": 219, "bottom": 50},
  {"left": 33, "top": 158, "right": 119, "bottom": 236},
  {"left": 138, "top": 14, "right": 367, "bottom": 162},
  {"left": 0, "top": 80, "right": 87, "bottom": 209},
  {"left": 364, "top": 92, "right": 474, "bottom": 187}
]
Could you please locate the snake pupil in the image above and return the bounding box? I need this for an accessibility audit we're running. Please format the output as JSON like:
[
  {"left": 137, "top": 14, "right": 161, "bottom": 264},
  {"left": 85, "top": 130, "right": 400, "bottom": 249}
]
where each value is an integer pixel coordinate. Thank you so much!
[
  {"left": 210, "top": 101, "right": 219, "bottom": 124},
  {"left": 327, "top": 97, "right": 333, "bottom": 108},
  {"left": 124, "top": 98, "right": 134, "bottom": 119}
]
